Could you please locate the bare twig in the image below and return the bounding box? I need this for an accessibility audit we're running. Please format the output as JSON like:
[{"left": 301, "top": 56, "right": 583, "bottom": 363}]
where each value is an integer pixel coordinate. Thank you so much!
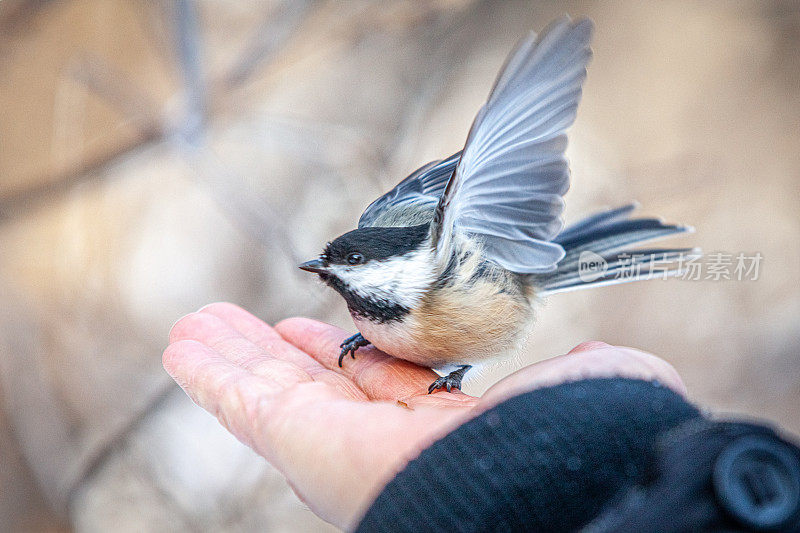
[
  {"left": 0, "top": 133, "right": 161, "bottom": 220},
  {"left": 220, "top": 0, "right": 315, "bottom": 90},
  {"left": 172, "top": 0, "right": 207, "bottom": 147},
  {"left": 69, "top": 54, "right": 164, "bottom": 138}
]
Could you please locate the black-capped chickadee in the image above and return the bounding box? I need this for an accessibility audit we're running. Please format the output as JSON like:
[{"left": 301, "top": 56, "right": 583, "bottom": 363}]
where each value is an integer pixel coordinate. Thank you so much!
[{"left": 299, "top": 16, "right": 695, "bottom": 393}]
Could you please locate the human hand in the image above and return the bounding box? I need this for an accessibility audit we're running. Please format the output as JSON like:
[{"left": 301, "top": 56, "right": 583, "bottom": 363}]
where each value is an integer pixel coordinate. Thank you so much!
[{"left": 163, "top": 303, "right": 686, "bottom": 531}]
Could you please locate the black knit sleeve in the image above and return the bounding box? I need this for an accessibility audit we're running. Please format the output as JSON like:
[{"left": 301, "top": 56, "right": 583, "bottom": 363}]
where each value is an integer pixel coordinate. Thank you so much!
[
  {"left": 356, "top": 378, "right": 700, "bottom": 532},
  {"left": 358, "top": 378, "right": 800, "bottom": 532}
]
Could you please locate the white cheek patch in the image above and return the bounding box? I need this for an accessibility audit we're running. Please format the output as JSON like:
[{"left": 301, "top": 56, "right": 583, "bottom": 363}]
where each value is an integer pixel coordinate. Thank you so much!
[{"left": 330, "top": 248, "right": 435, "bottom": 309}]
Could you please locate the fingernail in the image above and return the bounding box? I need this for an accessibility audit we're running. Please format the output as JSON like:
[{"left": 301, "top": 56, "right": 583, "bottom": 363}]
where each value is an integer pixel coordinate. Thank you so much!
[{"left": 568, "top": 341, "right": 611, "bottom": 354}]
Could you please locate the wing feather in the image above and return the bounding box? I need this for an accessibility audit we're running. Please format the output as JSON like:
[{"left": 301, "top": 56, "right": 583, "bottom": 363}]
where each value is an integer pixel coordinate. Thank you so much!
[
  {"left": 358, "top": 152, "right": 459, "bottom": 228},
  {"left": 433, "top": 16, "right": 594, "bottom": 273}
]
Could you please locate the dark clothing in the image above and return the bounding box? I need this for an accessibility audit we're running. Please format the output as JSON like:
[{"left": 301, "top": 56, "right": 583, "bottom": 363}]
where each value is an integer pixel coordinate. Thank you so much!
[{"left": 357, "top": 379, "right": 800, "bottom": 532}]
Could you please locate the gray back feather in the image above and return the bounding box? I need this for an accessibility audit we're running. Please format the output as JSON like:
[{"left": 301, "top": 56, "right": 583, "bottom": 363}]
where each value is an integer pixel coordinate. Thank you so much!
[
  {"left": 358, "top": 152, "right": 459, "bottom": 228},
  {"left": 433, "top": 16, "right": 594, "bottom": 273}
]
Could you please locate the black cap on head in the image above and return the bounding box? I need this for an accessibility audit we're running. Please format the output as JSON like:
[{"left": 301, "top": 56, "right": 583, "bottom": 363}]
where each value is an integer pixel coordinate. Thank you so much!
[{"left": 320, "top": 224, "right": 430, "bottom": 266}]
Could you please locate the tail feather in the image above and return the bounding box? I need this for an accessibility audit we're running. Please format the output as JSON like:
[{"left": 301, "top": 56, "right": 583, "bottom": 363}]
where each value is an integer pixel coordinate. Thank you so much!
[
  {"left": 534, "top": 204, "right": 698, "bottom": 295},
  {"left": 556, "top": 222, "right": 692, "bottom": 268},
  {"left": 556, "top": 218, "right": 690, "bottom": 250},
  {"left": 554, "top": 202, "right": 639, "bottom": 243},
  {"left": 540, "top": 248, "right": 700, "bottom": 294}
]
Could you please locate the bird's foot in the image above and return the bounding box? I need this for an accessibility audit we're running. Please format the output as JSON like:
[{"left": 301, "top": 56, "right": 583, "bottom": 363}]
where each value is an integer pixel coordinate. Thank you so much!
[
  {"left": 428, "top": 365, "right": 472, "bottom": 394},
  {"left": 338, "top": 333, "right": 370, "bottom": 367}
]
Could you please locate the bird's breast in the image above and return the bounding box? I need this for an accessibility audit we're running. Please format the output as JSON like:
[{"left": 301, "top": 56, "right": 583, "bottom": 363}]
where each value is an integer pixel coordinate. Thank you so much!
[{"left": 351, "top": 274, "right": 533, "bottom": 368}]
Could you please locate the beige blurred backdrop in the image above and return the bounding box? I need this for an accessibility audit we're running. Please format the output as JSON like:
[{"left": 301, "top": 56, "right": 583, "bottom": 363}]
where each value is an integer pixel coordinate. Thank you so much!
[{"left": 1, "top": 0, "right": 798, "bottom": 531}]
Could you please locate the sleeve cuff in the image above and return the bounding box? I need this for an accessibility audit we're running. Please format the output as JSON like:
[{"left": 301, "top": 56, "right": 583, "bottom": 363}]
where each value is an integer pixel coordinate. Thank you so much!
[{"left": 357, "top": 378, "right": 700, "bottom": 532}]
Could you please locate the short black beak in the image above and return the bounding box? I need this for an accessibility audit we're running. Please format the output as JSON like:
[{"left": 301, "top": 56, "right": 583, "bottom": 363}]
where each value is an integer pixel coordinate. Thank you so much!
[{"left": 298, "top": 258, "right": 329, "bottom": 274}]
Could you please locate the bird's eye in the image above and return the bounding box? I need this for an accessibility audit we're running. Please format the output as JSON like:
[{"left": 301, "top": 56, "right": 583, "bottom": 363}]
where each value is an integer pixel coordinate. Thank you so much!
[{"left": 347, "top": 252, "right": 364, "bottom": 265}]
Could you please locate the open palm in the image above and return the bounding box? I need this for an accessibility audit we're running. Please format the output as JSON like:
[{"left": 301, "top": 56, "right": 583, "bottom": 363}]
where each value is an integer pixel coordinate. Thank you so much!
[{"left": 163, "top": 303, "right": 685, "bottom": 531}]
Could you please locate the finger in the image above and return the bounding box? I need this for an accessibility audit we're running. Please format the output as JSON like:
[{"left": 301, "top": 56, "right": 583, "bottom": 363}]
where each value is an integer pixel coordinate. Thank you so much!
[
  {"left": 163, "top": 339, "right": 281, "bottom": 447},
  {"left": 568, "top": 340, "right": 612, "bottom": 354},
  {"left": 198, "top": 303, "right": 325, "bottom": 374},
  {"left": 481, "top": 343, "right": 687, "bottom": 409},
  {"left": 539, "top": 343, "right": 687, "bottom": 395},
  {"left": 202, "top": 303, "right": 372, "bottom": 400},
  {"left": 199, "top": 302, "right": 284, "bottom": 343},
  {"left": 185, "top": 304, "right": 368, "bottom": 400},
  {"left": 171, "top": 311, "right": 314, "bottom": 388},
  {"left": 401, "top": 391, "right": 479, "bottom": 410},
  {"left": 611, "top": 344, "right": 687, "bottom": 395},
  {"left": 531, "top": 344, "right": 686, "bottom": 395},
  {"left": 275, "top": 317, "right": 440, "bottom": 400}
]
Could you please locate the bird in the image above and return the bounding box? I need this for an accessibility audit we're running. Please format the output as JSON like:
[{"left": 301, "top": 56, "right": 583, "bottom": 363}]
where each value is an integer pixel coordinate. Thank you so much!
[{"left": 298, "top": 16, "right": 696, "bottom": 394}]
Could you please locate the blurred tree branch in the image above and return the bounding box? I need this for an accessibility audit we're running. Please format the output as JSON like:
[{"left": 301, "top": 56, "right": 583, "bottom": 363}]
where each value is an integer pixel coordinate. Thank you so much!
[{"left": 1, "top": 0, "right": 472, "bottom": 222}]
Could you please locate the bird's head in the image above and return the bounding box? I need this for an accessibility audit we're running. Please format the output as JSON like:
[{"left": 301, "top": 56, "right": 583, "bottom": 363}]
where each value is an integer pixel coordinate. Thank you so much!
[{"left": 299, "top": 224, "right": 435, "bottom": 319}]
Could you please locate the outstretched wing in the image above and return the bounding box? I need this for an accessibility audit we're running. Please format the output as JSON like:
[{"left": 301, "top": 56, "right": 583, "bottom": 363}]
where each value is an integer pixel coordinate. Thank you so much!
[
  {"left": 358, "top": 152, "right": 459, "bottom": 228},
  {"left": 433, "top": 16, "right": 594, "bottom": 273}
]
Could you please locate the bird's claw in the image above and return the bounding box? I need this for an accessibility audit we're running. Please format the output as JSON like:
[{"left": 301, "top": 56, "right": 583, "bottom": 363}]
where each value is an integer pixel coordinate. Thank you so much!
[
  {"left": 427, "top": 365, "right": 472, "bottom": 394},
  {"left": 338, "top": 333, "right": 370, "bottom": 368},
  {"left": 427, "top": 375, "right": 461, "bottom": 394}
]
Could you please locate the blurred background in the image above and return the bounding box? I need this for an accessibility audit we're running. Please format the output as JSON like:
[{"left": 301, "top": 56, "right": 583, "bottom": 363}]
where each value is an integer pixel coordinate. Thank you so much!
[{"left": 1, "top": 0, "right": 798, "bottom": 531}]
